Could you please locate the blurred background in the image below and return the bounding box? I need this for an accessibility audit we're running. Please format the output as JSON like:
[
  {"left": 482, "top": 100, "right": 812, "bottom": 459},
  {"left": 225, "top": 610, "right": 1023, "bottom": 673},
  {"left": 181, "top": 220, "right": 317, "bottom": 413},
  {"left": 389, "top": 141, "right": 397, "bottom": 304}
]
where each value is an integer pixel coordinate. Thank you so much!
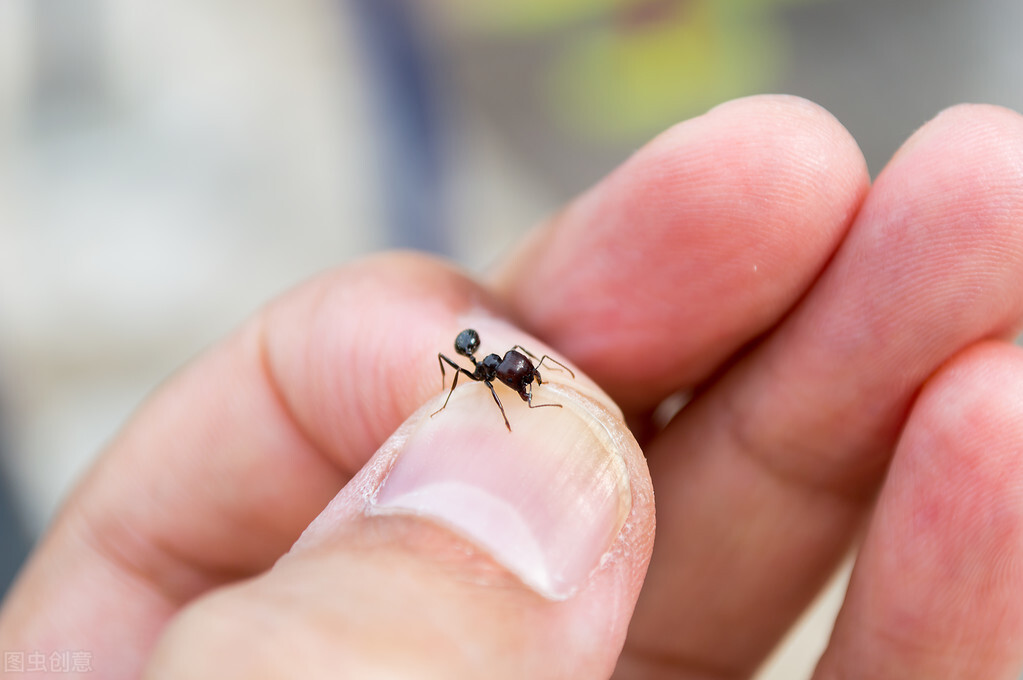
[{"left": 1, "top": 1, "right": 1022, "bottom": 677}]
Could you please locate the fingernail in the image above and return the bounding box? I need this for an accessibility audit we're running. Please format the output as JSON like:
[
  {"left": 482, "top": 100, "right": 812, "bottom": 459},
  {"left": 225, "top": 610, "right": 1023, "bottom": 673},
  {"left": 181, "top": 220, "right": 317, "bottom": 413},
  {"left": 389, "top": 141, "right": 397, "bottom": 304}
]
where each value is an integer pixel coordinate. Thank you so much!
[{"left": 369, "top": 382, "right": 632, "bottom": 600}]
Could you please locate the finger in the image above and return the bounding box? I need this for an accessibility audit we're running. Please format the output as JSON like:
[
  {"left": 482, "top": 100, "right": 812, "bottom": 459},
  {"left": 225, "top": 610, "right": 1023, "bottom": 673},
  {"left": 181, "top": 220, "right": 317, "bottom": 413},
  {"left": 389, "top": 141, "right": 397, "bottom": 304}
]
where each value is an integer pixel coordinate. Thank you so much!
[
  {"left": 145, "top": 347, "right": 653, "bottom": 679},
  {"left": 815, "top": 342, "right": 1023, "bottom": 680},
  {"left": 496, "top": 95, "right": 870, "bottom": 413},
  {"left": 0, "top": 255, "right": 586, "bottom": 679},
  {"left": 620, "top": 104, "right": 1023, "bottom": 676}
]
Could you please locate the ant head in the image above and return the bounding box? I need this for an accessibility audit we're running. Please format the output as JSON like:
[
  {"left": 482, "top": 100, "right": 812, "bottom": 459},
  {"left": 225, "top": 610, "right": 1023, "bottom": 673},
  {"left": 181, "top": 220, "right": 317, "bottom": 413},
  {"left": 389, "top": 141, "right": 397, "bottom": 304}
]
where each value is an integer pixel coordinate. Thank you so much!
[{"left": 454, "top": 328, "right": 480, "bottom": 357}]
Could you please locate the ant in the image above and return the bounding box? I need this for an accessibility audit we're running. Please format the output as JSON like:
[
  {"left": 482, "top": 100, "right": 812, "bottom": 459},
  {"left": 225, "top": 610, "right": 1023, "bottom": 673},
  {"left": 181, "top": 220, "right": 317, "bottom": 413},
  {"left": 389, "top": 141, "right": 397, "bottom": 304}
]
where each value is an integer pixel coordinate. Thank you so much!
[{"left": 431, "top": 328, "right": 575, "bottom": 431}]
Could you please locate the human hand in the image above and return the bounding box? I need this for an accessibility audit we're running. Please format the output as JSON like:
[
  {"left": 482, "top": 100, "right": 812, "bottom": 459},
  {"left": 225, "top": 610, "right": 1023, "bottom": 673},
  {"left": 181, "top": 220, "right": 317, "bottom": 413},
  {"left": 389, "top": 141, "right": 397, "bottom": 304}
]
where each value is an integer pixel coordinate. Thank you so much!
[{"left": 3, "top": 96, "right": 1023, "bottom": 679}]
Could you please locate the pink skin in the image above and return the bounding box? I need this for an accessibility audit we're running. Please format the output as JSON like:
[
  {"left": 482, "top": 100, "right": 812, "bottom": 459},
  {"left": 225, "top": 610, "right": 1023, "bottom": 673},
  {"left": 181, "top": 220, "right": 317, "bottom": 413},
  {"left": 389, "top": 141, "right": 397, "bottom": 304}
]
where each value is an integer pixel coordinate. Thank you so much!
[
  {"left": 816, "top": 343, "right": 1023, "bottom": 680},
  {"left": 2, "top": 96, "right": 1023, "bottom": 679}
]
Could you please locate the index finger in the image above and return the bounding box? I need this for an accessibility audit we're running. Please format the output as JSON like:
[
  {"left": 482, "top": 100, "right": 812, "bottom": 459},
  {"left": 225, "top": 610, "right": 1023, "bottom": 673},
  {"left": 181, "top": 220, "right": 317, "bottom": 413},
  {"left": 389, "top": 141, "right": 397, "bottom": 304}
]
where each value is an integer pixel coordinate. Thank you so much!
[{"left": 495, "top": 95, "right": 870, "bottom": 414}]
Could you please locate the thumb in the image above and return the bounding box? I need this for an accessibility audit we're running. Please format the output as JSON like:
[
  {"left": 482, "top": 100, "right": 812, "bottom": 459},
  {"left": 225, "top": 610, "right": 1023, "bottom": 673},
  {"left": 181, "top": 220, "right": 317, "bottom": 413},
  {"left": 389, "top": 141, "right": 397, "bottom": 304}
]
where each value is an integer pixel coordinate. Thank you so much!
[{"left": 144, "top": 328, "right": 655, "bottom": 679}]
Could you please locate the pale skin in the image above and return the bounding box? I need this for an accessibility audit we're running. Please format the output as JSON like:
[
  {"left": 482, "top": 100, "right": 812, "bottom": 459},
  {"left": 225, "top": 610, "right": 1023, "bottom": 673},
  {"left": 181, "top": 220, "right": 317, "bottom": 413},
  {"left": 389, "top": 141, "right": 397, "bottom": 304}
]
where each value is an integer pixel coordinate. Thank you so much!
[{"left": 2, "top": 95, "right": 1023, "bottom": 678}]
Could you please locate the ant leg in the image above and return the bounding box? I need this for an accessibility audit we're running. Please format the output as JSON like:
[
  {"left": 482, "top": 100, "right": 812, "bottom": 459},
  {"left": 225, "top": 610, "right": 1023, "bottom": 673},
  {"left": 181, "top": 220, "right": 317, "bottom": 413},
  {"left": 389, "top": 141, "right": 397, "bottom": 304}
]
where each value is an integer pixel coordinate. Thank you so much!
[
  {"left": 511, "top": 345, "right": 541, "bottom": 362},
  {"left": 431, "top": 369, "right": 460, "bottom": 418},
  {"left": 524, "top": 384, "right": 563, "bottom": 410},
  {"left": 532, "top": 353, "right": 576, "bottom": 379},
  {"left": 431, "top": 360, "right": 477, "bottom": 419},
  {"left": 511, "top": 345, "right": 575, "bottom": 378},
  {"left": 437, "top": 353, "right": 463, "bottom": 389},
  {"left": 437, "top": 354, "right": 447, "bottom": 389},
  {"left": 485, "top": 380, "right": 512, "bottom": 432}
]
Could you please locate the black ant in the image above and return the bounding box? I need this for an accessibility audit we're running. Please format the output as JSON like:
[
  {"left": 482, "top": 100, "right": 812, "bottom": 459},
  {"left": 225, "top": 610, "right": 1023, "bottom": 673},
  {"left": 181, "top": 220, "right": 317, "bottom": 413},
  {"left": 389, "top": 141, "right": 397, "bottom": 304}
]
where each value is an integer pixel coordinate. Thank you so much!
[{"left": 431, "top": 328, "right": 575, "bottom": 431}]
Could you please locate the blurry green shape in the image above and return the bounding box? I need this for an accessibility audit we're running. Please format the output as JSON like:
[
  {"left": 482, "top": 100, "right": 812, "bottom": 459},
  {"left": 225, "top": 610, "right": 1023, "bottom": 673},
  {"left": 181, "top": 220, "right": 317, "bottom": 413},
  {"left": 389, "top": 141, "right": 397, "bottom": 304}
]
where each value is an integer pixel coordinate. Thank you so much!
[
  {"left": 441, "top": 0, "right": 831, "bottom": 141},
  {"left": 547, "top": 0, "right": 795, "bottom": 140},
  {"left": 444, "top": 0, "right": 632, "bottom": 33}
]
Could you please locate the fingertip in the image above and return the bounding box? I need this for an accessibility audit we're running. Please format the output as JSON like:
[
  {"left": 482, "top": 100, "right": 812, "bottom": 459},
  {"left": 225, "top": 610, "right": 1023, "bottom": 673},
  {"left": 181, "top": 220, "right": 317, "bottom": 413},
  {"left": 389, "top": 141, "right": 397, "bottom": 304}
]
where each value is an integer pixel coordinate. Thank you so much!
[
  {"left": 900, "top": 342, "right": 1023, "bottom": 531},
  {"left": 302, "top": 371, "right": 654, "bottom": 599},
  {"left": 648, "top": 94, "right": 869, "bottom": 218},
  {"left": 301, "top": 366, "right": 654, "bottom": 671},
  {"left": 818, "top": 341, "right": 1023, "bottom": 679},
  {"left": 932, "top": 102, "right": 1023, "bottom": 136},
  {"left": 703, "top": 94, "right": 869, "bottom": 186},
  {"left": 917, "top": 340, "right": 1023, "bottom": 427},
  {"left": 895, "top": 102, "right": 1023, "bottom": 166},
  {"left": 895, "top": 340, "right": 1023, "bottom": 573},
  {"left": 497, "top": 96, "right": 870, "bottom": 411},
  {"left": 876, "top": 103, "right": 1023, "bottom": 253}
]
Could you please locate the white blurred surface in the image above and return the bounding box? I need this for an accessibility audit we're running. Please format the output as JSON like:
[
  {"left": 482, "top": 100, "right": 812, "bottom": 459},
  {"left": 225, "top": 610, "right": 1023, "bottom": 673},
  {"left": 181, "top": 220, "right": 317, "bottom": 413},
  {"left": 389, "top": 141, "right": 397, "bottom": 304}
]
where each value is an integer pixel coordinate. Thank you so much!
[{"left": 0, "top": 0, "right": 385, "bottom": 529}]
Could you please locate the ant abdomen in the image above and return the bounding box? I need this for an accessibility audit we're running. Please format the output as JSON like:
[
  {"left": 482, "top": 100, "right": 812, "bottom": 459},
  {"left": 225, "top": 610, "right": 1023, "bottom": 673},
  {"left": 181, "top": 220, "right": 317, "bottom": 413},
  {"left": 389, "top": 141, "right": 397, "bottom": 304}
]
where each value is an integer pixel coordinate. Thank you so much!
[{"left": 497, "top": 351, "right": 532, "bottom": 387}]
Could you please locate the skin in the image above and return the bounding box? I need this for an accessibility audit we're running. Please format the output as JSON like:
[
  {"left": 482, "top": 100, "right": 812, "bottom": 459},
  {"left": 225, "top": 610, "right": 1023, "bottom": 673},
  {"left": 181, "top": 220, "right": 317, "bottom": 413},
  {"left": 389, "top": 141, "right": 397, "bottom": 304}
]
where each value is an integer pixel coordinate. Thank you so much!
[{"left": 3, "top": 95, "right": 1023, "bottom": 679}]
